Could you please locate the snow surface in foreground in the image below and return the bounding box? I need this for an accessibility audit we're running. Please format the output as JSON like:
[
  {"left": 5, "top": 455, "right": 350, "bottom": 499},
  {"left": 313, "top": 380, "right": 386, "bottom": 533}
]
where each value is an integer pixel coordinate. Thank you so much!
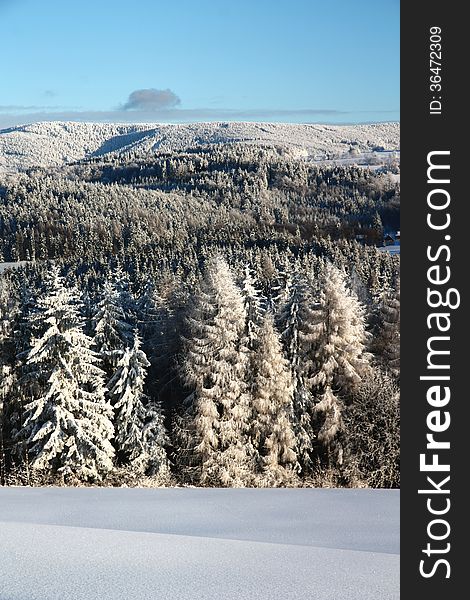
[{"left": 0, "top": 488, "right": 399, "bottom": 600}]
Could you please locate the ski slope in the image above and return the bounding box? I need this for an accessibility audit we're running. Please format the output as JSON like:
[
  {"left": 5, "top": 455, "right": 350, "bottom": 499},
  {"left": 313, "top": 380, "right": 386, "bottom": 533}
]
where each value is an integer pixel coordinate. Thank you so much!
[{"left": 0, "top": 488, "right": 399, "bottom": 600}]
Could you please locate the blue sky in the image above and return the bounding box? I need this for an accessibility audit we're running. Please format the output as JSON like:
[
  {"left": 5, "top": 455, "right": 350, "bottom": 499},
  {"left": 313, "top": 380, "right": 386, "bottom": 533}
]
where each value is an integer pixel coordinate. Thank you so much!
[{"left": 0, "top": 0, "right": 399, "bottom": 127}]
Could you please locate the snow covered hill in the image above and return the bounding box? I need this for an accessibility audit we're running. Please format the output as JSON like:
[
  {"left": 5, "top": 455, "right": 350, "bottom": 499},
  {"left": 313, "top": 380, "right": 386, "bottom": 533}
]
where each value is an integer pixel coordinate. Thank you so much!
[
  {"left": 0, "top": 121, "right": 400, "bottom": 173},
  {"left": 0, "top": 488, "right": 399, "bottom": 600}
]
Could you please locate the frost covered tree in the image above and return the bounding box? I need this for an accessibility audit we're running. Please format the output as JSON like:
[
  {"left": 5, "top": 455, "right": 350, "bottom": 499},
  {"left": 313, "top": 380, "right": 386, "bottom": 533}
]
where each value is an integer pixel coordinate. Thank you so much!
[
  {"left": 135, "top": 279, "right": 168, "bottom": 345},
  {"left": 305, "top": 263, "right": 371, "bottom": 466},
  {"left": 93, "top": 278, "right": 132, "bottom": 378},
  {"left": 0, "top": 277, "right": 18, "bottom": 475},
  {"left": 241, "top": 265, "right": 266, "bottom": 349},
  {"left": 135, "top": 274, "right": 184, "bottom": 405},
  {"left": 19, "top": 266, "right": 115, "bottom": 481},
  {"left": 107, "top": 332, "right": 168, "bottom": 476},
  {"left": 140, "top": 398, "right": 170, "bottom": 477},
  {"left": 344, "top": 370, "right": 400, "bottom": 487},
  {"left": 277, "top": 273, "right": 315, "bottom": 474},
  {"left": 1, "top": 279, "right": 38, "bottom": 474},
  {"left": 251, "top": 313, "right": 297, "bottom": 485},
  {"left": 114, "top": 267, "right": 136, "bottom": 323},
  {"left": 0, "top": 277, "right": 18, "bottom": 398},
  {"left": 178, "top": 256, "right": 254, "bottom": 487},
  {"left": 0, "top": 362, "right": 15, "bottom": 482},
  {"left": 371, "top": 278, "right": 400, "bottom": 377}
]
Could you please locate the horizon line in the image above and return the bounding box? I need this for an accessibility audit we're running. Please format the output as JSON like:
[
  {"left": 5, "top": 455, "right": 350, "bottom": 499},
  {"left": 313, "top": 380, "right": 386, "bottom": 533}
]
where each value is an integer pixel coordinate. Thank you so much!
[{"left": 1, "top": 118, "right": 401, "bottom": 133}]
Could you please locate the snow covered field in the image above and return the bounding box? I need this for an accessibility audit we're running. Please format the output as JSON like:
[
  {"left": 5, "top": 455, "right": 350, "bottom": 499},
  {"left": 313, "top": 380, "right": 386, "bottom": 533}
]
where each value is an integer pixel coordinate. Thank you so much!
[
  {"left": 0, "top": 488, "right": 399, "bottom": 600},
  {"left": 378, "top": 245, "right": 401, "bottom": 255},
  {"left": 0, "top": 262, "right": 29, "bottom": 274}
]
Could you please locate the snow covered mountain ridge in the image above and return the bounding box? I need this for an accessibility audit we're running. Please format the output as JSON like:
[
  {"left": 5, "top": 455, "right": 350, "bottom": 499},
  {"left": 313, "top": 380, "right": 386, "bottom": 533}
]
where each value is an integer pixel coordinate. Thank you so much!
[{"left": 0, "top": 121, "right": 399, "bottom": 173}]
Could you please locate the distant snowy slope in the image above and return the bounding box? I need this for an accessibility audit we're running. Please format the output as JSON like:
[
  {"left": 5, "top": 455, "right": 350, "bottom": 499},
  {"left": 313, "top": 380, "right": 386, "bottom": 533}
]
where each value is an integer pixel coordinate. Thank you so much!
[
  {"left": 0, "top": 487, "right": 399, "bottom": 553},
  {"left": 0, "top": 121, "right": 400, "bottom": 172}
]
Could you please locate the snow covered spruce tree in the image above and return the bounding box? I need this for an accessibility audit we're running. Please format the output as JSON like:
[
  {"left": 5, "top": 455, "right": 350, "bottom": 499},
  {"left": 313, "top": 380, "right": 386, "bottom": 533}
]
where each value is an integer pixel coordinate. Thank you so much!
[
  {"left": 0, "top": 276, "right": 18, "bottom": 399},
  {"left": 305, "top": 263, "right": 371, "bottom": 468},
  {"left": 19, "top": 266, "right": 115, "bottom": 482},
  {"left": 371, "top": 278, "right": 400, "bottom": 377},
  {"left": 250, "top": 313, "right": 297, "bottom": 485},
  {"left": 0, "top": 276, "right": 19, "bottom": 480},
  {"left": 107, "top": 331, "right": 169, "bottom": 478},
  {"left": 135, "top": 279, "right": 170, "bottom": 346},
  {"left": 241, "top": 265, "right": 266, "bottom": 350},
  {"left": 177, "top": 256, "right": 254, "bottom": 487},
  {"left": 277, "top": 272, "right": 316, "bottom": 475},
  {"left": 135, "top": 274, "right": 184, "bottom": 406},
  {"left": 93, "top": 277, "right": 132, "bottom": 379},
  {"left": 1, "top": 279, "right": 38, "bottom": 479}
]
